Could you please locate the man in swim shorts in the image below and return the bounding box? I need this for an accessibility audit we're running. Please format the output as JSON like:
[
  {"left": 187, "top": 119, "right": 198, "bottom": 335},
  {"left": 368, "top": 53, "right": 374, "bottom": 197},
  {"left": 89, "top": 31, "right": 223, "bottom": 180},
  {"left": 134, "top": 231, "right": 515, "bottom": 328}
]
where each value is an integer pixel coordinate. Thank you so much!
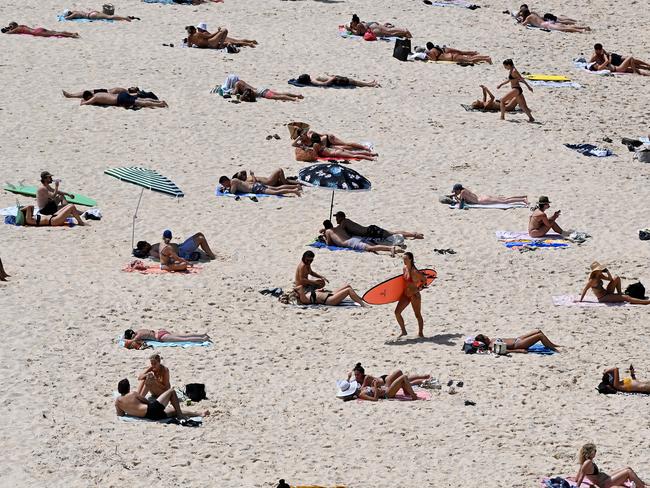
[
  {"left": 333, "top": 211, "right": 423, "bottom": 240},
  {"left": 37, "top": 171, "right": 73, "bottom": 215},
  {"left": 322, "top": 220, "right": 403, "bottom": 255},
  {"left": 80, "top": 91, "right": 168, "bottom": 109},
  {"left": 134, "top": 231, "right": 216, "bottom": 261},
  {"left": 115, "top": 379, "right": 183, "bottom": 420},
  {"left": 137, "top": 354, "right": 171, "bottom": 398},
  {"left": 217, "top": 176, "right": 302, "bottom": 196}
]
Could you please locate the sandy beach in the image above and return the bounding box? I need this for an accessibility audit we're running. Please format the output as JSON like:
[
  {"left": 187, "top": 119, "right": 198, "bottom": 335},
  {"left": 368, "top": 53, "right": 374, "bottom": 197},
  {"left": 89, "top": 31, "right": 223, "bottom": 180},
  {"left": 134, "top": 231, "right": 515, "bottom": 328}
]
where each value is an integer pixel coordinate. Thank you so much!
[{"left": 1, "top": 0, "right": 649, "bottom": 486}]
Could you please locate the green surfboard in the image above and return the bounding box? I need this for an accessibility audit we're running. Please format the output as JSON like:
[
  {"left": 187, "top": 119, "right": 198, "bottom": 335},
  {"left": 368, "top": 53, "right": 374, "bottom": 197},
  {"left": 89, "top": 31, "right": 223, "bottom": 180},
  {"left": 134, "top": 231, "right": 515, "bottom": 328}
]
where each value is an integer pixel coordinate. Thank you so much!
[{"left": 4, "top": 184, "right": 97, "bottom": 207}]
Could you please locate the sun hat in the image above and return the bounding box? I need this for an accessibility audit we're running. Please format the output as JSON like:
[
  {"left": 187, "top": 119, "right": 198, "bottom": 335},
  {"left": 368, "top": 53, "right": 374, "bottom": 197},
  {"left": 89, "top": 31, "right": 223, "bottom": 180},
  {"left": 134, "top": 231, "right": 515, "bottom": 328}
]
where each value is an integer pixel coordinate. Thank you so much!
[
  {"left": 590, "top": 261, "right": 607, "bottom": 273},
  {"left": 336, "top": 380, "right": 358, "bottom": 398},
  {"left": 163, "top": 229, "right": 172, "bottom": 239},
  {"left": 41, "top": 171, "right": 53, "bottom": 180},
  {"left": 452, "top": 183, "right": 463, "bottom": 192},
  {"left": 196, "top": 22, "right": 207, "bottom": 31},
  {"left": 537, "top": 196, "right": 551, "bottom": 205}
]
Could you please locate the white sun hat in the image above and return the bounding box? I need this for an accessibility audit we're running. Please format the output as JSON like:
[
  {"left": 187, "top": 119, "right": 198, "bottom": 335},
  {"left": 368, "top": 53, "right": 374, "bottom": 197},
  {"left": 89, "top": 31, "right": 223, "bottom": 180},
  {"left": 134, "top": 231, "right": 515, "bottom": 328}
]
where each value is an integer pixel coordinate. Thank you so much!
[
  {"left": 336, "top": 380, "right": 358, "bottom": 398},
  {"left": 196, "top": 22, "right": 208, "bottom": 31}
]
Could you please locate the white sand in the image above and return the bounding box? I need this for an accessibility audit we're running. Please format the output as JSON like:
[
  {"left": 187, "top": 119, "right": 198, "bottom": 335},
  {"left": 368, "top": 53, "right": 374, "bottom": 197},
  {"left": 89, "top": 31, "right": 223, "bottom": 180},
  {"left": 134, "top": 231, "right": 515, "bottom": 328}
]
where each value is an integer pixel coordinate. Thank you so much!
[{"left": 1, "top": 0, "right": 649, "bottom": 486}]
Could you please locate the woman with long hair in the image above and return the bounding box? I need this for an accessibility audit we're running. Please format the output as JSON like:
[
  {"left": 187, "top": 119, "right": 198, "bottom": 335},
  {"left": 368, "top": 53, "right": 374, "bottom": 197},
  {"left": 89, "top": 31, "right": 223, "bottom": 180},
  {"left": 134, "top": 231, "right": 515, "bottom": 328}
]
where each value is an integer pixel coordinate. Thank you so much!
[
  {"left": 395, "top": 252, "right": 426, "bottom": 337},
  {"left": 575, "top": 443, "right": 646, "bottom": 488},
  {"left": 578, "top": 262, "right": 650, "bottom": 305},
  {"left": 497, "top": 59, "right": 534, "bottom": 122}
]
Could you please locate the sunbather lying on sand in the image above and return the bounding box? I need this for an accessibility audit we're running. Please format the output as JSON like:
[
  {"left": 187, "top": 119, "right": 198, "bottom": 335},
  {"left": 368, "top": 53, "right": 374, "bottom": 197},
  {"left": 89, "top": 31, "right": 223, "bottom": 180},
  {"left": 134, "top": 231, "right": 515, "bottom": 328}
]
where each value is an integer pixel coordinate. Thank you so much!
[
  {"left": 18, "top": 204, "right": 86, "bottom": 226},
  {"left": 185, "top": 25, "right": 257, "bottom": 48},
  {"left": 578, "top": 262, "right": 650, "bottom": 305},
  {"left": 426, "top": 42, "right": 492, "bottom": 64},
  {"left": 515, "top": 4, "right": 578, "bottom": 25},
  {"left": 452, "top": 183, "right": 527, "bottom": 206},
  {"left": 80, "top": 91, "right": 168, "bottom": 109},
  {"left": 115, "top": 379, "right": 209, "bottom": 420},
  {"left": 294, "top": 128, "right": 376, "bottom": 153},
  {"left": 528, "top": 196, "right": 567, "bottom": 237},
  {"left": 295, "top": 74, "right": 379, "bottom": 88},
  {"left": 62, "top": 9, "right": 138, "bottom": 21},
  {"left": 2, "top": 22, "right": 79, "bottom": 37},
  {"left": 590, "top": 43, "right": 650, "bottom": 74},
  {"left": 135, "top": 231, "right": 216, "bottom": 261},
  {"left": 470, "top": 85, "right": 518, "bottom": 112},
  {"left": 63, "top": 87, "right": 158, "bottom": 100},
  {"left": 337, "top": 370, "right": 419, "bottom": 401},
  {"left": 575, "top": 443, "right": 646, "bottom": 488},
  {"left": 292, "top": 284, "right": 366, "bottom": 306},
  {"left": 519, "top": 12, "right": 590, "bottom": 32},
  {"left": 600, "top": 365, "right": 650, "bottom": 394},
  {"left": 137, "top": 354, "right": 170, "bottom": 397},
  {"left": 0, "top": 258, "right": 9, "bottom": 282},
  {"left": 474, "top": 329, "right": 560, "bottom": 353},
  {"left": 322, "top": 220, "right": 403, "bottom": 255},
  {"left": 231, "top": 169, "right": 301, "bottom": 188},
  {"left": 158, "top": 230, "right": 193, "bottom": 271},
  {"left": 333, "top": 211, "right": 423, "bottom": 239},
  {"left": 218, "top": 176, "right": 302, "bottom": 196},
  {"left": 293, "top": 134, "right": 376, "bottom": 162},
  {"left": 125, "top": 328, "right": 211, "bottom": 344},
  {"left": 232, "top": 79, "right": 302, "bottom": 102},
  {"left": 347, "top": 362, "right": 430, "bottom": 388},
  {"left": 347, "top": 14, "right": 412, "bottom": 38}
]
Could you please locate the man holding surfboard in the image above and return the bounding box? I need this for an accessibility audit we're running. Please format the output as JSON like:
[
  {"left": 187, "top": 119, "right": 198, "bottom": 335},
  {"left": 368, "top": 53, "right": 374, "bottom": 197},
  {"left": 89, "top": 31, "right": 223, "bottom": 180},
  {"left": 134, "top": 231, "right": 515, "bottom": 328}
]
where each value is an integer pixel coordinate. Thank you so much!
[{"left": 37, "top": 171, "right": 73, "bottom": 215}]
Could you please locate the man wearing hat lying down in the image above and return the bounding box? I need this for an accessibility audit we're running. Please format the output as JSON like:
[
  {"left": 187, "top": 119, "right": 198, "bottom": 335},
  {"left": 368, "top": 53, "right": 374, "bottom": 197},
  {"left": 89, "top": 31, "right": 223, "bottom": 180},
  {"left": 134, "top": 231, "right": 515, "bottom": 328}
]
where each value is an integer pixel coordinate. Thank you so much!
[
  {"left": 333, "top": 211, "right": 423, "bottom": 240},
  {"left": 451, "top": 183, "right": 528, "bottom": 207},
  {"left": 322, "top": 220, "right": 403, "bottom": 255},
  {"left": 528, "top": 196, "right": 568, "bottom": 238}
]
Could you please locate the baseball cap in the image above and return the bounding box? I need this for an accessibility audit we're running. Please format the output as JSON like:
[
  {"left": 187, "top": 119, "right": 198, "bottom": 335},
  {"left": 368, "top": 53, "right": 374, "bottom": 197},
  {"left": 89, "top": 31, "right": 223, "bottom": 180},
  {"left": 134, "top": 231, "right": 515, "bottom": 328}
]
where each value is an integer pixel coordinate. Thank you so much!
[
  {"left": 333, "top": 211, "right": 346, "bottom": 218},
  {"left": 162, "top": 229, "right": 172, "bottom": 239},
  {"left": 41, "top": 171, "right": 53, "bottom": 180}
]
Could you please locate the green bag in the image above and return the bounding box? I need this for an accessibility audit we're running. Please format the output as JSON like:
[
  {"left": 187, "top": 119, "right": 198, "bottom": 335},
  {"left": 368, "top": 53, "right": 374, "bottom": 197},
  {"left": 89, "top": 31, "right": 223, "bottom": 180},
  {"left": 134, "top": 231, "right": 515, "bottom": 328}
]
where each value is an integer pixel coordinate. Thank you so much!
[{"left": 14, "top": 204, "right": 25, "bottom": 226}]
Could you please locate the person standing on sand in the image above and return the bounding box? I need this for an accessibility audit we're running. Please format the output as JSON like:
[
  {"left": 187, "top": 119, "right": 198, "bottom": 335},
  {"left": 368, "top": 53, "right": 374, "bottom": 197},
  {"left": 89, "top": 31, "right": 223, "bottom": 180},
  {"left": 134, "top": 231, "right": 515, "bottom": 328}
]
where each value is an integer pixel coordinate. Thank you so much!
[
  {"left": 137, "top": 354, "right": 171, "bottom": 398},
  {"left": 497, "top": 59, "right": 534, "bottom": 122},
  {"left": 451, "top": 183, "right": 527, "bottom": 207},
  {"left": 395, "top": 252, "right": 426, "bottom": 338},
  {"left": 528, "top": 196, "right": 567, "bottom": 237}
]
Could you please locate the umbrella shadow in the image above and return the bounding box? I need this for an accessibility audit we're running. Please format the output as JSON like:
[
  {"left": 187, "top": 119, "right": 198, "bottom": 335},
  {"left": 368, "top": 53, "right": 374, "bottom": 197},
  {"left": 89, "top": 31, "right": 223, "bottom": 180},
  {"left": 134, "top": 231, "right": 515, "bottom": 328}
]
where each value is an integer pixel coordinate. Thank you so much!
[{"left": 384, "top": 333, "right": 463, "bottom": 346}]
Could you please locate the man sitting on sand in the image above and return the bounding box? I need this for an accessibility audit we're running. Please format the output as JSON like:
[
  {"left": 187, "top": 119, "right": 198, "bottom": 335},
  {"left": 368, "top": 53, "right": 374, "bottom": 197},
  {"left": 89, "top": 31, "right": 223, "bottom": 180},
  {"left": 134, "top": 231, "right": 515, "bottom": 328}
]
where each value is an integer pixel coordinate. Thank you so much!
[
  {"left": 218, "top": 176, "right": 302, "bottom": 196},
  {"left": 295, "top": 250, "right": 328, "bottom": 290},
  {"left": 135, "top": 231, "right": 216, "bottom": 261},
  {"left": 115, "top": 379, "right": 186, "bottom": 420},
  {"left": 231, "top": 169, "right": 301, "bottom": 189},
  {"left": 80, "top": 91, "right": 168, "bottom": 109},
  {"left": 137, "top": 354, "right": 171, "bottom": 398},
  {"left": 452, "top": 183, "right": 528, "bottom": 207},
  {"left": 333, "top": 211, "right": 423, "bottom": 240},
  {"left": 528, "top": 196, "right": 567, "bottom": 237},
  {"left": 323, "top": 220, "right": 403, "bottom": 255},
  {"left": 37, "top": 171, "right": 73, "bottom": 215}
]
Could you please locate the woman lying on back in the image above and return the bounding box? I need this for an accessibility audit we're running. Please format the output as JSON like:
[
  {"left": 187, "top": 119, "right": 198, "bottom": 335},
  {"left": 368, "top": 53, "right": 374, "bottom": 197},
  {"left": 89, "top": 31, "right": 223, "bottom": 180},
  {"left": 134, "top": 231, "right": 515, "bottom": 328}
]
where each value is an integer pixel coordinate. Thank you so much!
[
  {"left": 599, "top": 365, "right": 650, "bottom": 394},
  {"left": 474, "top": 329, "right": 560, "bottom": 353}
]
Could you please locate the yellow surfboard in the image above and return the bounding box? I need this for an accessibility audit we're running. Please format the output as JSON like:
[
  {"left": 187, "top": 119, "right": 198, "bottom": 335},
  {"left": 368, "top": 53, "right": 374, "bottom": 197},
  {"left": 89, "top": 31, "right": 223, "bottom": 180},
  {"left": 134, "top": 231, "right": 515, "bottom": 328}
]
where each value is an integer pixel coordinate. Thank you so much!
[{"left": 525, "top": 74, "right": 571, "bottom": 82}]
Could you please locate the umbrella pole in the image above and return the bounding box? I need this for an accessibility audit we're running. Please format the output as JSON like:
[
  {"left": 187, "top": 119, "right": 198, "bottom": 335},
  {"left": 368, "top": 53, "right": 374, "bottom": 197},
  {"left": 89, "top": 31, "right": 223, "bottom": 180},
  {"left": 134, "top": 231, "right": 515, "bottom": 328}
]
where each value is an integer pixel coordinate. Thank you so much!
[
  {"left": 329, "top": 190, "right": 335, "bottom": 220},
  {"left": 131, "top": 187, "right": 145, "bottom": 250}
]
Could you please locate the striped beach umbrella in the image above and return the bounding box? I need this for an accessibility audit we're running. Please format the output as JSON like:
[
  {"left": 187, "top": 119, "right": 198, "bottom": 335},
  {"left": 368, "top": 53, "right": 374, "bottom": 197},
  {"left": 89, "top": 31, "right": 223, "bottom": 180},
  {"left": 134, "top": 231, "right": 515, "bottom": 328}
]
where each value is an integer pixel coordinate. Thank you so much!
[
  {"left": 298, "top": 162, "right": 371, "bottom": 220},
  {"left": 105, "top": 167, "right": 184, "bottom": 248}
]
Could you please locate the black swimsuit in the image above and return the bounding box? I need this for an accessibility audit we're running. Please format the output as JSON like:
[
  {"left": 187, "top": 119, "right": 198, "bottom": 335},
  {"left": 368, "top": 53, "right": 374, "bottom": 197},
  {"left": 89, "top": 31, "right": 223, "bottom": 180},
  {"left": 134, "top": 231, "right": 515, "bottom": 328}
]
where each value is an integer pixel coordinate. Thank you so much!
[{"left": 509, "top": 73, "right": 523, "bottom": 94}]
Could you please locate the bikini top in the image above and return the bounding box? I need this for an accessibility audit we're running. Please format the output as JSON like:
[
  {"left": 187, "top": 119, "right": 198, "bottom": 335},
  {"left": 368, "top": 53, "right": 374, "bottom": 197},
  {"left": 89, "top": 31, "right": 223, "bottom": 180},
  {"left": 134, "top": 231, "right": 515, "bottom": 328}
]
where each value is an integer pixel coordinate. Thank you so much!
[{"left": 591, "top": 463, "right": 599, "bottom": 476}]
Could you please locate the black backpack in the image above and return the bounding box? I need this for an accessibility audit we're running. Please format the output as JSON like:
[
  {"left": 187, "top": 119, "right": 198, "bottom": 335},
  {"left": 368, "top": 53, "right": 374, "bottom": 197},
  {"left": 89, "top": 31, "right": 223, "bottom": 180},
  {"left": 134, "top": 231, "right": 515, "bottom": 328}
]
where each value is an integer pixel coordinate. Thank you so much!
[
  {"left": 625, "top": 282, "right": 646, "bottom": 299},
  {"left": 639, "top": 229, "right": 650, "bottom": 241},
  {"left": 185, "top": 383, "right": 207, "bottom": 402},
  {"left": 393, "top": 39, "right": 411, "bottom": 62}
]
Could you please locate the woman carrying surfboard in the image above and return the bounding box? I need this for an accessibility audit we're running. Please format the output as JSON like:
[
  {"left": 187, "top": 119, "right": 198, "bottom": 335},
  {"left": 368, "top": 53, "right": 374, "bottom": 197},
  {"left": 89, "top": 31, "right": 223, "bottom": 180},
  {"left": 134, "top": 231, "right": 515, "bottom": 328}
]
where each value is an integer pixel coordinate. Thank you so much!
[{"left": 395, "top": 252, "right": 426, "bottom": 338}]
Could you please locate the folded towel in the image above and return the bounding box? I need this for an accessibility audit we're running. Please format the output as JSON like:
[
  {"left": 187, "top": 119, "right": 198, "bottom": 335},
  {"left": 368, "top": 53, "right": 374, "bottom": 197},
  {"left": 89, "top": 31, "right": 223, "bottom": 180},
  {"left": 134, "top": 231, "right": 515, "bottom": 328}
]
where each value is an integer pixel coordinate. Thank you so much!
[
  {"left": 215, "top": 186, "right": 281, "bottom": 199},
  {"left": 308, "top": 241, "right": 363, "bottom": 253},
  {"left": 527, "top": 341, "right": 555, "bottom": 355},
  {"left": 57, "top": 14, "right": 114, "bottom": 22},
  {"left": 451, "top": 202, "right": 528, "bottom": 209},
  {"left": 552, "top": 295, "right": 627, "bottom": 307},
  {"left": 565, "top": 143, "right": 613, "bottom": 157},
  {"left": 122, "top": 262, "right": 201, "bottom": 274}
]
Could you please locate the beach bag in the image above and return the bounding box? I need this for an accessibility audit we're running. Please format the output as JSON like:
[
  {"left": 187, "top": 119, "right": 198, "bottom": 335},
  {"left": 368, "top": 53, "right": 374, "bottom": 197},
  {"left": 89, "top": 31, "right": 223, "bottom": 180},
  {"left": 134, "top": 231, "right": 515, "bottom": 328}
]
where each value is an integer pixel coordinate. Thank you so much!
[
  {"left": 14, "top": 205, "right": 25, "bottom": 226},
  {"left": 639, "top": 229, "right": 650, "bottom": 241},
  {"left": 625, "top": 282, "right": 646, "bottom": 299},
  {"left": 287, "top": 121, "right": 309, "bottom": 140},
  {"left": 102, "top": 4, "right": 115, "bottom": 15},
  {"left": 393, "top": 39, "right": 411, "bottom": 62},
  {"left": 633, "top": 146, "right": 650, "bottom": 163},
  {"left": 185, "top": 383, "right": 207, "bottom": 402}
]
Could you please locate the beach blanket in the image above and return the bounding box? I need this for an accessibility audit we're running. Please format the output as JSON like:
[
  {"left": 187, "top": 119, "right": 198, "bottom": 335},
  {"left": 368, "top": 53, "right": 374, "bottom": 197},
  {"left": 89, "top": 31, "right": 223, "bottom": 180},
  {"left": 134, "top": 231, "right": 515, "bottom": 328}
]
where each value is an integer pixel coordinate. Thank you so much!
[
  {"left": 450, "top": 202, "right": 528, "bottom": 209},
  {"left": 552, "top": 295, "right": 627, "bottom": 307},
  {"left": 117, "top": 335, "right": 211, "bottom": 348},
  {"left": 529, "top": 80, "right": 582, "bottom": 89},
  {"left": 497, "top": 231, "right": 563, "bottom": 241},
  {"left": 423, "top": 0, "right": 480, "bottom": 9},
  {"left": 215, "top": 186, "right": 281, "bottom": 199},
  {"left": 338, "top": 26, "right": 399, "bottom": 42},
  {"left": 358, "top": 388, "right": 431, "bottom": 402},
  {"left": 122, "top": 262, "right": 202, "bottom": 274},
  {"left": 527, "top": 341, "right": 556, "bottom": 355},
  {"left": 118, "top": 414, "right": 203, "bottom": 424},
  {"left": 496, "top": 231, "right": 569, "bottom": 248},
  {"left": 565, "top": 144, "right": 613, "bottom": 157},
  {"left": 573, "top": 58, "right": 620, "bottom": 76},
  {"left": 541, "top": 477, "right": 632, "bottom": 488},
  {"left": 308, "top": 241, "right": 363, "bottom": 253},
  {"left": 288, "top": 79, "right": 356, "bottom": 89},
  {"left": 57, "top": 14, "right": 113, "bottom": 22},
  {"left": 460, "top": 104, "right": 522, "bottom": 113}
]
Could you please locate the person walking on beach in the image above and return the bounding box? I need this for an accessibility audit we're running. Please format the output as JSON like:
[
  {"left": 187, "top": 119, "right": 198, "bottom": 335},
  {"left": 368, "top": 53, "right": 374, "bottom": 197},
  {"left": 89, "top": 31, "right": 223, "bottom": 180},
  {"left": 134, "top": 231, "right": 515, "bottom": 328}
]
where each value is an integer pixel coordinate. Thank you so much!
[
  {"left": 497, "top": 59, "right": 534, "bottom": 122},
  {"left": 395, "top": 252, "right": 426, "bottom": 338}
]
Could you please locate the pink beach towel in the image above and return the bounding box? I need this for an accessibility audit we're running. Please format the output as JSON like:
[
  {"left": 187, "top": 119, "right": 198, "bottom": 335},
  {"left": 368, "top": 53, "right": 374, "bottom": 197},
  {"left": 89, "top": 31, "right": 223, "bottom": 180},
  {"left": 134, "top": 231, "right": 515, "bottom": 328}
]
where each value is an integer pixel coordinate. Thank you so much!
[
  {"left": 552, "top": 295, "right": 626, "bottom": 307},
  {"left": 122, "top": 260, "right": 201, "bottom": 275},
  {"left": 393, "top": 388, "right": 431, "bottom": 401}
]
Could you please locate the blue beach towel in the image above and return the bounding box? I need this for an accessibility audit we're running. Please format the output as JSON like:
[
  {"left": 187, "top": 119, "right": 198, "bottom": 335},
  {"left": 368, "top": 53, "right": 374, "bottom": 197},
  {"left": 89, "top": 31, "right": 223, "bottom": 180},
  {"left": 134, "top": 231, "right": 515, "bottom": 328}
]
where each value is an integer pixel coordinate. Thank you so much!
[
  {"left": 118, "top": 336, "right": 212, "bottom": 349},
  {"left": 528, "top": 341, "right": 556, "bottom": 355},
  {"left": 308, "top": 241, "right": 363, "bottom": 253},
  {"left": 215, "top": 186, "right": 282, "bottom": 199},
  {"left": 338, "top": 27, "right": 398, "bottom": 42},
  {"left": 57, "top": 14, "right": 114, "bottom": 22},
  {"left": 143, "top": 0, "right": 181, "bottom": 4},
  {"left": 565, "top": 144, "right": 613, "bottom": 157},
  {"left": 504, "top": 241, "right": 569, "bottom": 248}
]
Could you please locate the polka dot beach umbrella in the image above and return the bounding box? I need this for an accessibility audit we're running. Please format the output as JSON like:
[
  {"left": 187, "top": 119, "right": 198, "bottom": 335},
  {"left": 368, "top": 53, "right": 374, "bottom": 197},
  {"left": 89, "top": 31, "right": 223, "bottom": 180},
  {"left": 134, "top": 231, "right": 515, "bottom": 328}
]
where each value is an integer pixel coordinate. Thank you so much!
[{"left": 298, "top": 162, "right": 371, "bottom": 220}]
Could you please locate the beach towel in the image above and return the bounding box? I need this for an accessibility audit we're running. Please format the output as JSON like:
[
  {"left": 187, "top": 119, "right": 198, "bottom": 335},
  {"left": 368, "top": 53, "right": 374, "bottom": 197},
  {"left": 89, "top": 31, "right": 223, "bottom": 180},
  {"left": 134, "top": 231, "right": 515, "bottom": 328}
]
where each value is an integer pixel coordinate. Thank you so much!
[
  {"left": 338, "top": 26, "right": 399, "bottom": 42},
  {"left": 497, "top": 231, "right": 564, "bottom": 241},
  {"left": 423, "top": 0, "right": 480, "bottom": 9},
  {"left": 122, "top": 261, "right": 202, "bottom": 274},
  {"left": 215, "top": 186, "right": 281, "bottom": 199},
  {"left": 573, "top": 58, "right": 620, "bottom": 76},
  {"left": 308, "top": 241, "right": 363, "bottom": 253},
  {"left": 450, "top": 202, "right": 528, "bottom": 209},
  {"left": 527, "top": 341, "right": 556, "bottom": 355},
  {"left": 461, "top": 104, "right": 522, "bottom": 113},
  {"left": 143, "top": 0, "right": 185, "bottom": 4},
  {"left": 552, "top": 295, "right": 627, "bottom": 307},
  {"left": 528, "top": 80, "right": 582, "bottom": 89},
  {"left": 358, "top": 388, "right": 431, "bottom": 402},
  {"left": 540, "top": 477, "right": 633, "bottom": 488},
  {"left": 4, "top": 214, "right": 75, "bottom": 227},
  {"left": 117, "top": 335, "right": 211, "bottom": 349},
  {"left": 565, "top": 144, "right": 613, "bottom": 157},
  {"left": 496, "top": 231, "right": 569, "bottom": 248},
  {"left": 57, "top": 14, "right": 114, "bottom": 22}
]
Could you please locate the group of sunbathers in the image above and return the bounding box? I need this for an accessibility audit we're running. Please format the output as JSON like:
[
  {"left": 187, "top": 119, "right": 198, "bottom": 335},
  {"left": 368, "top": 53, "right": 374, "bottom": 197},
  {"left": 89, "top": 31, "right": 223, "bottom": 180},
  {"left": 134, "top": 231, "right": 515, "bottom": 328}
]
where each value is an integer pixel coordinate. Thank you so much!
[
  {"left": 135, "top": 230, "right": 216, "bottom": 271},
  {"left": 337, "top": 363, "right": 432, "bottom": 401},
  {"left": 513, "top": 4, "right": 591, "bottom": 32},
  {"left": 291, "top": 127, "right": 377, "bottom": 162},
  {"left": 217, "top": 168, "right": 303, "bottom": 196}
]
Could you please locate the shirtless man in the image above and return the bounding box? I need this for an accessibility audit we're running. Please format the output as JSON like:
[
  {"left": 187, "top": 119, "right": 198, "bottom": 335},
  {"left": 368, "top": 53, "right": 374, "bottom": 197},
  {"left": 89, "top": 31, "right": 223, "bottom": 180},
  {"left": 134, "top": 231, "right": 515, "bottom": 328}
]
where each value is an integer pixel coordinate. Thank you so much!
[
  {"left": 63, "top": 87, "right": 159, "bottom": 100},
  {"left": 323, "top": 220, "right": 403, "bottom": 255},
  {"left": 115, "top": 379, "right": 184, "bottom": 420},
  {"left": 159, "top": 230, "right": 190, "bottom": 271},
  {"left": 295, "top": 251, "right": 328, "bottom": 292},
  {"left": 80, "top": 91, "right": 168, "bottom": 109},
  {"left": 292, "top": 134, "right": 377, "bottom": 162},
  {"left": 218, "top": 176, "right": 302, "bottom": 196},
  {"left": 452, "top": 183, "right": 528, "bottom": 207},
  {"left": 137, "top": 354, "right": 171, "bottom": 398},
  {"left": 231, "top": 169, "right": 300, "bottom": 188},
  {"left": 333, "top": 211, "right": 423, "bottom": 240},
  {"left": 135, "top": 232, "right": 216, "bottom": 261},
  {"left": 590, "top": 43, "right": 650, "bottom": 74},
  {"left": 185, "top": 25, "right": 256, "bottom": 49},
  {"left": 528, "top": 196, "right": 566, "bottom": 238},
  {"left": 37, "top": 171, "right": 72, "bottom": 215}
]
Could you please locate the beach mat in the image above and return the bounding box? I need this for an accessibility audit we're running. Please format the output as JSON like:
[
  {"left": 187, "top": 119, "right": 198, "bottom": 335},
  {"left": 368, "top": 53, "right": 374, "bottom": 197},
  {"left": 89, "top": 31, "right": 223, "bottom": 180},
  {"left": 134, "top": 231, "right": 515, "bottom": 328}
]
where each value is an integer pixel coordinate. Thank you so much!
[
  {"left": 358, "top": 388, "right": 431, "bottom": 402},
  {"left": 57, "top": 14, "right": 114, "bottom": 22},
  {"left": 118, "top": 415, "right": 203, "bottom": 424},
  {"left": 423, "top": 0, "right": 480, "bottom": 8},
  {"left": 215, "top": 187, "right": 282, "bottom": 199},
  {"left": 118, "top": 336, "right": 212, "bottom": 348},
  {"left": 565, "top": 144, "right": 613, "bottom": 157},
  {"left": 552, "top": 295, "right": 627, "bottom": 307},
  {"left": 527, "top": 341, "right": 556, "bottom": 355},
  {"left": 528, "top": 80, "right": 582, "bottom": 88},
  {"left": 496, "top": 231, "right": 569, "bottom": 248},
  {"left": 308, "top": 241, "right": 363, "bottom": 253},
  {"left": 122, "top": 262, "right": 202, "bottom": 274},
  {"left": 540, "top": 477, "right": 632, "bottom": 488}
]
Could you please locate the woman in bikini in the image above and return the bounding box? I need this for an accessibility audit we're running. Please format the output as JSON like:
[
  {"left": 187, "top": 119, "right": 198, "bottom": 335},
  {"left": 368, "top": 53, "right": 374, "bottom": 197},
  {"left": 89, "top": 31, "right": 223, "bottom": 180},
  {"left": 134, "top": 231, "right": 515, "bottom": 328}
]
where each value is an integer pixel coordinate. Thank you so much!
[
  {"left": 426, "top": 44, "right": 492, "bottom": 64},
  {"left": 357, "top": 372, "right": 419, "bottom": 401},
  {"left": 470, "top": 85, "right": 518, "bottom": 112},
  {"left": 347, "top": 362, "right": 430, "bottom": 388},
  {"left": 124, "top": 328, "right": 211, "bottom": 346},
  {"left": 292, "top": 284, "right": 366, "bottom": 307},
  {"left": 62, "top": 9, "right": 137, "bottom": 21},
  {"left": 574, "top": 443, "right": 646, "bottom": 488},
  {"left": 520, "top": 12, "right": 590, "bottom": 32},
  {"left": 600, "top": 365, "right": 650, "bottom": 394},
  {"left": 2, "top": 22, "right": 79, "bottom": 38},
  {"left": 473, "top": 329, "right": 560, "bottom": 353},
  {"left": 394, "top": 252, "right": 426, "bottom": 338},
  {"left": 232, "top": 79, "right": 303, "bottom": 102},
  {"left": 348, "top": 14, "right": 412, "bottom": 38},
  {"left": 578, "top": 262, "right": 650, "bottom": 305},
  {"left": 292, "top": 133, "right": 377, "bottom": 162},
  {"left": 19, "top": 205, "right": 85, "bottom": 226},
  {"left": 497, "top": 59, "right": 534, "bottom": 122}
]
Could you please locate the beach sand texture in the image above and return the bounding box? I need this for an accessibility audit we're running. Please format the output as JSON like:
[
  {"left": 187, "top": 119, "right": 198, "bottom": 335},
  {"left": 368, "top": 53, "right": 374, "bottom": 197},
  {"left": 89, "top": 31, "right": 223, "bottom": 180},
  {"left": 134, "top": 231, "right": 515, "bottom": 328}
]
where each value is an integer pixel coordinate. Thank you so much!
[{"left": 1, "top": 0, "right": 649, "bottom": 486}]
